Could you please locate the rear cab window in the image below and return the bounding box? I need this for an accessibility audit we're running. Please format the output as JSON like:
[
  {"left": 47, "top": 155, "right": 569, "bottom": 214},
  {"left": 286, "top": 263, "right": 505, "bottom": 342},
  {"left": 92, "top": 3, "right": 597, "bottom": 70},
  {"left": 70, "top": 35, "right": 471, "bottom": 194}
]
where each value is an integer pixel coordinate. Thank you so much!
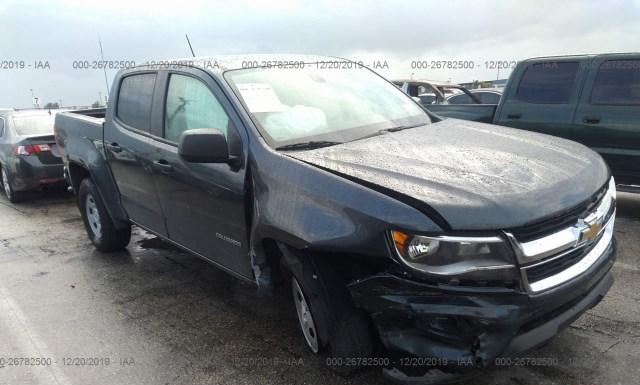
[
  {"left": 516, "top": 62, "right": 580, "bottom": 104},
  {"left": 590, "top": 59, "right": 640, "bottom": 105},
  {"left": 0, "top": 117, "right": 4, "bottom": 137},
  {"left": 116, "top": 73, "right": 157, "bottom": 132}
]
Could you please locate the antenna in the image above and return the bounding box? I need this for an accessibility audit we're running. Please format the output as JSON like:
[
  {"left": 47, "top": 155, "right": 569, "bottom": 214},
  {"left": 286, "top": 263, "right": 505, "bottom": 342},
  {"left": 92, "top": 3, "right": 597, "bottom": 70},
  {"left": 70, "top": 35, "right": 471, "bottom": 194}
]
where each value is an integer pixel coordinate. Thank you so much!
[
  {"left": 185, "top": 34, "right": 196, "bottom": 57},
  {"left": 98, "top": 37, "right": 110, "bottom": 99}
]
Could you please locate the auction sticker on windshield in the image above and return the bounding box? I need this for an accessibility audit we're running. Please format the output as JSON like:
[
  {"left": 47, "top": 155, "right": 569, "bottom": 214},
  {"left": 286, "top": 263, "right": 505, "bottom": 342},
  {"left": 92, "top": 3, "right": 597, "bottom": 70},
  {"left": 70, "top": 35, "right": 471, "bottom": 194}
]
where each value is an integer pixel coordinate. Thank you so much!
[{"left": 237, "top": 83, "right": 285, "bottom": 113}]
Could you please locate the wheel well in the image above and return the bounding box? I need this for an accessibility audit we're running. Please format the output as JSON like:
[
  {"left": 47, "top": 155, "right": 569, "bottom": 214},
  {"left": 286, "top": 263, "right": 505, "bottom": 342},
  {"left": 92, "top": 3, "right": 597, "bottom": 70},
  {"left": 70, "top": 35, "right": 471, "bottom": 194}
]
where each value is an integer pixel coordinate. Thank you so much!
[
  {"left": 261, "top": 238, "right": 285, "bottom": 285},
  {"left": 67, "top": 162, "right": 90, "bottom": 193},
  {"left": 260, "top": 239, "right": 383, "bottom": 288}
]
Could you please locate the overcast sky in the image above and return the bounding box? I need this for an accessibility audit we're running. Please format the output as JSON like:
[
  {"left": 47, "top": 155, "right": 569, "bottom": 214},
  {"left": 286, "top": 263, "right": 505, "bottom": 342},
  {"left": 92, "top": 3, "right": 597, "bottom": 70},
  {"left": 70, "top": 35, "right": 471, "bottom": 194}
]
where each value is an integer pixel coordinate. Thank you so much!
[{"left": 1, "top": 0, "right": 639, "bottom": 108}]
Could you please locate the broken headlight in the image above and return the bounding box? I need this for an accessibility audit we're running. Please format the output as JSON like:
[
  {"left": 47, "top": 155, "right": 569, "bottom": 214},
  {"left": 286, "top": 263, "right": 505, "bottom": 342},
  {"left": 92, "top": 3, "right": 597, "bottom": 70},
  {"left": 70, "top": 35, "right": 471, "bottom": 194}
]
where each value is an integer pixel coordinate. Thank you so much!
[{"left": 390, "top": 230, "right": 516, "bottom": 278}]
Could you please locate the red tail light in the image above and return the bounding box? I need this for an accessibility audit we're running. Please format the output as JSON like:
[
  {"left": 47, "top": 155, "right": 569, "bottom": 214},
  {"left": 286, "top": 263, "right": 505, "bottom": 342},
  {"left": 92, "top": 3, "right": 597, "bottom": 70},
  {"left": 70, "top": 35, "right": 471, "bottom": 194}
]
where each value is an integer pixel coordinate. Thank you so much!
[{"left": 14, "top": 144, "right": 51, "bottom": 156}]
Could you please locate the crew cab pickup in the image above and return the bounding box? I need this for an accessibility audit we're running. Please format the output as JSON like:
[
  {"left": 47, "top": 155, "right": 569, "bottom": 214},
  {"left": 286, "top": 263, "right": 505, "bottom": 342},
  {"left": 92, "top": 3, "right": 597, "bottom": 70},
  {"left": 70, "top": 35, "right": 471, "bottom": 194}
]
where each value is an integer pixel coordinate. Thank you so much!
[
  {"left": 427, "top": 53, "right": 640, "bottom": 187},
  {"left": 55, "top": 55, "right": 617, "bottom": 383}
]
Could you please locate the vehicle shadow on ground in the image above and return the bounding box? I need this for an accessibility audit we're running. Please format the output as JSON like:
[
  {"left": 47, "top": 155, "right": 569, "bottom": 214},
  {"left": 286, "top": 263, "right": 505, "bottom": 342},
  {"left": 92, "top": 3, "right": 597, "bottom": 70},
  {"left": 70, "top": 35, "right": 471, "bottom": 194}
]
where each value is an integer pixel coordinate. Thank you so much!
[{"left": 2, "top": 185, "right": 75, "bottom": 207}]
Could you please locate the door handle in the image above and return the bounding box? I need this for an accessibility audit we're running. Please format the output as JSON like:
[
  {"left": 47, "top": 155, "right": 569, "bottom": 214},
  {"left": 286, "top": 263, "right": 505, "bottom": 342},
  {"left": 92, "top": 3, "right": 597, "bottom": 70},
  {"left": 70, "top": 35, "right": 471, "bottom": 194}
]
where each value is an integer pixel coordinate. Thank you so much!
[
  {"left": 507, "top": 113, "right": 522, "bottom": 119},
  {"left": 154, "top": 159, "right": 173, "bottom": 174},
  {"left": 105, "top": 142, "right": 122, "bottom": 153},
  {"left": 583, "top": 116, "right": 601, "bottom": 124}
]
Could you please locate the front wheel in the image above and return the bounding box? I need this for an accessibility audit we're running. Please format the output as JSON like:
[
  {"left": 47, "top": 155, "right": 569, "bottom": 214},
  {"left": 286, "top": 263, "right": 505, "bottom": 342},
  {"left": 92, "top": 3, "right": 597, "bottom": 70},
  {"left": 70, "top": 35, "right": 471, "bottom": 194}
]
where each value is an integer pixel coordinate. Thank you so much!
[
  {"left": 292, "top": 276, "right": 321, "bottom": 353},
  {"left": 282, "top": 246, "right": 374, "bottom": 375},
  {"left": 78, "top": 178, "right": 131, "bottom": 252}
]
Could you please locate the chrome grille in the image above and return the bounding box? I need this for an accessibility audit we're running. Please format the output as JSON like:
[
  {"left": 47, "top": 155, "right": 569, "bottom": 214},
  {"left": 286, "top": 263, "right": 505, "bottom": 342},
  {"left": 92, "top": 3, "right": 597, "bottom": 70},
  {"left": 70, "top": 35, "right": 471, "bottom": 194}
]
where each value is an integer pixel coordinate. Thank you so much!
[
  {"left": 505, "top": 178, "right": 616, "bottom": 293},
  {"left": 509, "top": 185, "right": 607, "bottom": 243}
]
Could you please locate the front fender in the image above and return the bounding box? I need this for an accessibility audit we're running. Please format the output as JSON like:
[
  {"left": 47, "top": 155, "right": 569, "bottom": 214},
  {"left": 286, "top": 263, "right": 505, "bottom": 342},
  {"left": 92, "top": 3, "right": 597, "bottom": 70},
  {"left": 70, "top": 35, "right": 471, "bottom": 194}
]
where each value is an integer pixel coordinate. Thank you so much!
[{"left": 248, "top": 145, "right": 442, "bottom": 258}]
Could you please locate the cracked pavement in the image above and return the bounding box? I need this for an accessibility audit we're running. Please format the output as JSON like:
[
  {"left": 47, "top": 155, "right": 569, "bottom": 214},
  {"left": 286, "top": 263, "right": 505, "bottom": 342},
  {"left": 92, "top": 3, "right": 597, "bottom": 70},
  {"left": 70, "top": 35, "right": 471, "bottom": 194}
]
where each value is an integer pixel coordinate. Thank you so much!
[{"left": 0, "top": 188, "right": 638, "bottom": 385}]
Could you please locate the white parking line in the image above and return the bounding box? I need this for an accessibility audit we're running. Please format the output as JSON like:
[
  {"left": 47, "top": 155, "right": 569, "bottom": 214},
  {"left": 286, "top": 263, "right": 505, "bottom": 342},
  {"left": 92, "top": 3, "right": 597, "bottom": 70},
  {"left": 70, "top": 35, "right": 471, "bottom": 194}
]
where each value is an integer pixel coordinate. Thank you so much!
[{"left": 0, "top": 284, "right": 72, "bottom": 385}]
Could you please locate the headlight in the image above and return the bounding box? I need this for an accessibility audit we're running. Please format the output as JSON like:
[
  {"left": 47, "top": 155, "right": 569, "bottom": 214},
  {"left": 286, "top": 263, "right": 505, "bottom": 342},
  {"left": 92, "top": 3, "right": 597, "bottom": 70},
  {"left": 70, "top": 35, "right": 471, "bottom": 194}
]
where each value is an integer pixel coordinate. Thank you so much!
[{"left": 390, "top": 230, "right": 516, "bottom": 277}]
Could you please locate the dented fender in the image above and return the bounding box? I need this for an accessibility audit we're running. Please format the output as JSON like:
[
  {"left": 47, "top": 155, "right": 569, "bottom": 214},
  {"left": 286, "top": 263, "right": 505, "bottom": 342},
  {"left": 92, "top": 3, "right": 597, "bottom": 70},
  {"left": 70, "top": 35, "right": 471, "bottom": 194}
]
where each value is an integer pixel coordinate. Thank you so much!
[{"left": 245, "top": 142, "right": 442, "bottom": 282}]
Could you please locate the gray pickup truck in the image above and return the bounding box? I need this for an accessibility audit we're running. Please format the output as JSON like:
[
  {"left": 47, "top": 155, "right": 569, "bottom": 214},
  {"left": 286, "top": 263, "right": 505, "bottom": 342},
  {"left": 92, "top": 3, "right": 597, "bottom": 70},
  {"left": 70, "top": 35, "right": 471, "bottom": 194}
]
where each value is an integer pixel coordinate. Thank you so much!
[
  {"left": 55, "top": 55, "right": 617, "bottom": 383},
  {"left": 428, "top": 53, "right": 640, "bottom": 187}
]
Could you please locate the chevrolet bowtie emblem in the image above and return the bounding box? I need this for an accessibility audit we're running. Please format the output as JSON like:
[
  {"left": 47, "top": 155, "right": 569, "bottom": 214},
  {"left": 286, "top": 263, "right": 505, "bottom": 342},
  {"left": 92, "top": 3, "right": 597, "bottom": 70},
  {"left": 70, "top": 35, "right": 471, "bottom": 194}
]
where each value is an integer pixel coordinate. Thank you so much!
[{"left": 580, "top": 220, "right": 602, "bottom": 244}]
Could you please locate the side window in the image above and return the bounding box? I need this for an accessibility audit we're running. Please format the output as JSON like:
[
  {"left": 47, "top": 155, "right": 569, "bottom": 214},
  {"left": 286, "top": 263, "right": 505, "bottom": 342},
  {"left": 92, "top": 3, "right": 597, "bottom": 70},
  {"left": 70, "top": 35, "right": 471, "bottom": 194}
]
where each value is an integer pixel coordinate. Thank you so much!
[
  {"left": 448, "top": 94, "right": 472, "bottom": 104},
  {"left": 164, "top": 74, "right": 230, "bottom": 143},
  {"left": 116, "top": 73, "right": 156, "bottom": 131},
  {"left": 0, "top": 117, "right": 4, "bottom": 138},
  {"left": 591, "top": 59, "right": 640, "bottom": 105},
  {"left": 477, "top": 92, "right": 501, "bottom": 104},
  {"left": 516, "top": 62, "right": 579, "bottom": 104},
  {"left": 419, "top": 94, "right": 436, "bottom": 105}
]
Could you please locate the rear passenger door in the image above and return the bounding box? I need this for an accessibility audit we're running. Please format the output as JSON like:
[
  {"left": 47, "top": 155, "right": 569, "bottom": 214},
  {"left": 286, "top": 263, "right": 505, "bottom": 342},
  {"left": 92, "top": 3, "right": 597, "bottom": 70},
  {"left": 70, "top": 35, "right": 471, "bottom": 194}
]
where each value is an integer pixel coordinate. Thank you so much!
[
  {"left": 104, "top": 71, "right": 168, "bottom": 236},
  {"left": 496, "top": 60, "right": 587, "bottom": 140},
  {"left": 573, "top": 57, "right": 640, "bottom": 184}
]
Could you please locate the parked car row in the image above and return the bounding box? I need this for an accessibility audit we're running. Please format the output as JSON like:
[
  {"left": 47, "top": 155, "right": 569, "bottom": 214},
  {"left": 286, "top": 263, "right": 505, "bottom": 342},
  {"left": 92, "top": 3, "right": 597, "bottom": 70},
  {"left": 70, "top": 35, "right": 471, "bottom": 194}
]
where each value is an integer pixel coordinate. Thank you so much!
[
  {"left": 392, "top": 79, "right": 504, "bottom": 105},
  {"left": 49, "top": 53, "right": 626, "bottom": 383}
]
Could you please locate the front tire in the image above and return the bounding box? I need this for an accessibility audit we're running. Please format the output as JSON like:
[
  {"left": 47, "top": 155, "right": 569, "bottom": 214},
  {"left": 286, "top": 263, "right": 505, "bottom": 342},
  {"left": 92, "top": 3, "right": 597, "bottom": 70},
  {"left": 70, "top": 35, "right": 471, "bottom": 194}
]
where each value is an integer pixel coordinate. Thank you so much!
[
  {"left": 1, "top": 166, "right": 22, "bottom": 203},
  {"left": 78, "top": 178, "right": 131, "bottom": 252},
  {"left": 282, "top": 245, "right": 374, "bottom": 375}
]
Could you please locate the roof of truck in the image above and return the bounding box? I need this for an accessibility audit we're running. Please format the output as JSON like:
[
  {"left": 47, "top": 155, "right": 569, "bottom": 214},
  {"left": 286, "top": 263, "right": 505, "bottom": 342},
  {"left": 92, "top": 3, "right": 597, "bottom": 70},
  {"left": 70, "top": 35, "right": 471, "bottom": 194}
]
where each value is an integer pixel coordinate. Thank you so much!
[
  {"left": 522, "top": 52, "right": 640, "bottom": 62},
  {"left": 143, "top": 54, "right": 349, "bottom": 73}
]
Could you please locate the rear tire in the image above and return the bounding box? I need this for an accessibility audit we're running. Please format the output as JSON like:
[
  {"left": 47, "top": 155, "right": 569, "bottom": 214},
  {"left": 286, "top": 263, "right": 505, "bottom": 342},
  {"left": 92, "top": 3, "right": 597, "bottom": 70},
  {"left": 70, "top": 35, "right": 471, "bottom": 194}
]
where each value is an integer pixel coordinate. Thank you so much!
[
  {"left": 78, "top": 178, "right": 131, "bottom": 252},
  {"left": 1, "top": 165, "right": 22, "bottom": 203},
  {"left": 281, "top": 245, "right": 374, "bottom": 376}
]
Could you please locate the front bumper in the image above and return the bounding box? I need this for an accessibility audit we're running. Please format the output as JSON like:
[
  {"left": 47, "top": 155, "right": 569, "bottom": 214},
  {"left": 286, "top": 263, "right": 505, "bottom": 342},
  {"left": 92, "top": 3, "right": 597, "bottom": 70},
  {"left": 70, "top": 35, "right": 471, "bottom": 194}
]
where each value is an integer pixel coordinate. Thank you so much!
[
  {"left": 7, "top": 156, "right": 64, "bottom": 192},
  {"left": 348, "top": 237, "right": 616, "bottom": 377}
]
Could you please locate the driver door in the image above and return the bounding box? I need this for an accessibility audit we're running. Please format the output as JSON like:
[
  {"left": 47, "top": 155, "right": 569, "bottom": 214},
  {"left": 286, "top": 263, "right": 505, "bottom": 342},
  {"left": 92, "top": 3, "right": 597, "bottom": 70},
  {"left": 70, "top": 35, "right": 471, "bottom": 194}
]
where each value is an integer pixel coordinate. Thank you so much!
[{"left": 151, "top": 69, "right": 252, "bottom": 279}]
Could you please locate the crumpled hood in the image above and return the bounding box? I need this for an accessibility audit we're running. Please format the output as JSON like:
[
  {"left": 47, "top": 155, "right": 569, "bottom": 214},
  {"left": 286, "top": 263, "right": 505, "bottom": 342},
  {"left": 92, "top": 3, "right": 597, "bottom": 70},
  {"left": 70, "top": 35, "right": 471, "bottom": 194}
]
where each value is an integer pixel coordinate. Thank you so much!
[{"left": 287, "top": 119, "right": 609, "bottom": 230}]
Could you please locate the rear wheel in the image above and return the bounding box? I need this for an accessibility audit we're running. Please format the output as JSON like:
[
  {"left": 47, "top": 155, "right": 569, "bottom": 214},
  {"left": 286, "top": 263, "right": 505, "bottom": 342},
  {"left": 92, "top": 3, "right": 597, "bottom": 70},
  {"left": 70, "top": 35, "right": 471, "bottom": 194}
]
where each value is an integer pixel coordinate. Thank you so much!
[
  {"left": 1, "top": 166, "right": 21, "bottom": 203},
  {"left": 78, "top": 178, "right": 131, "bottom": 252},
  {"left": 281, "top": 245, "right": 374, "bottom": 375}
]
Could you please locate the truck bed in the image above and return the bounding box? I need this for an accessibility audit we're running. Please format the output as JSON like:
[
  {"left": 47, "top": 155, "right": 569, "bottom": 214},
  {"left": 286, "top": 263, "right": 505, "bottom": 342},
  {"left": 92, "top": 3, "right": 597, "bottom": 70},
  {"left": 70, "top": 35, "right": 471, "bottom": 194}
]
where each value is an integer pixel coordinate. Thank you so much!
[{"left": 55, "top": 108, "right": 106, "bottom": 144}]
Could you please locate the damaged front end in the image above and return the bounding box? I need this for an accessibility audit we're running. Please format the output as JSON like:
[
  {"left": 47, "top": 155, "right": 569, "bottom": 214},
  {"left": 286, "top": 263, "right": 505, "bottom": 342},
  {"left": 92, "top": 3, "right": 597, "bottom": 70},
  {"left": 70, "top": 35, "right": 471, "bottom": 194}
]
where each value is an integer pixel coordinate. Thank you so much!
[
  {"left": 344, "top": 179, "right": 619, "bottom": 382},
  {"left": 348, "top": 233, "right": 615, "bottom": 382}
]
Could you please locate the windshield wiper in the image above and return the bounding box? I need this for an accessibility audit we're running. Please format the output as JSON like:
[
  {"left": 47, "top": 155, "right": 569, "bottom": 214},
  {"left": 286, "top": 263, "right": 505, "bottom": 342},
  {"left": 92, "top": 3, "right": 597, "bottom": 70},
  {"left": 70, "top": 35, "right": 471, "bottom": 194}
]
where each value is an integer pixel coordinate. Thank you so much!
[
  {"left": 276, "top": 141, "right": 343, "bottom": 151},
  {"left": 379, "top": 123, "right": 425, "bottom": 133}
]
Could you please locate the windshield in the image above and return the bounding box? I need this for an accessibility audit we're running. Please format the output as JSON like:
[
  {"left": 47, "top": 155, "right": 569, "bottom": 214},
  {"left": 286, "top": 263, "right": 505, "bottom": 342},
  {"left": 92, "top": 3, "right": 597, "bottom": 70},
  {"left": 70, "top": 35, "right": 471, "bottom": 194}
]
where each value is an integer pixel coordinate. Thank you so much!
[
  {"left": 12, "top": 114, "right": 56, "bottom": 136},
  {"left": 225, "top": 65, "right": 431, "bottom": 148}
]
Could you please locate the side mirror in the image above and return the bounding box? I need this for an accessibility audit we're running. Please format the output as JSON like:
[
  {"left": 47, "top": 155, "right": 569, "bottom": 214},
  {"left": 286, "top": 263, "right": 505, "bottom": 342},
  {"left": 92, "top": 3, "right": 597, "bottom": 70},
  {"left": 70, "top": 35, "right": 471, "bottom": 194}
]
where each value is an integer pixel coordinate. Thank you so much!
[{"left": 178, "top": 128, "right": 230, "bottom": 163}]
